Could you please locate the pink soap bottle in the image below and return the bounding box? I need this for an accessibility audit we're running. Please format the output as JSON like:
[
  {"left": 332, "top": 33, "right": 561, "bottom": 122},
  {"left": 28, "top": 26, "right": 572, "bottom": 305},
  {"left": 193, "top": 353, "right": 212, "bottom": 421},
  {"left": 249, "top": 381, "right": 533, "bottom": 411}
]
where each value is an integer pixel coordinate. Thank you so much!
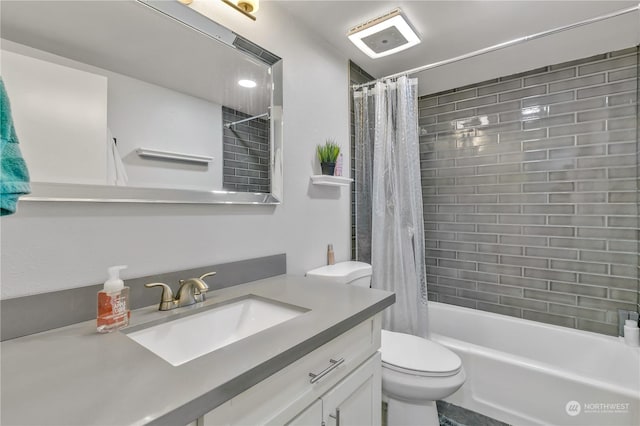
[{"left": 97, "top": 265, "right": 130, "bottom": 333}]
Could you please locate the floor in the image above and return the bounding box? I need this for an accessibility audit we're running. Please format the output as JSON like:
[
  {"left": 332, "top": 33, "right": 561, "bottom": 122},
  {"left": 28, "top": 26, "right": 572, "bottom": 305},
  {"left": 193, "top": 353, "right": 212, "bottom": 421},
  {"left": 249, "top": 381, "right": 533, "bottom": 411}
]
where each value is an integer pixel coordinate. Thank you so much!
[
  {"left": 437, "top": 401, "right": 511, "bottom": 426},
  {"left": 381, "top": 401, "right": 510, "bottom": 426}
]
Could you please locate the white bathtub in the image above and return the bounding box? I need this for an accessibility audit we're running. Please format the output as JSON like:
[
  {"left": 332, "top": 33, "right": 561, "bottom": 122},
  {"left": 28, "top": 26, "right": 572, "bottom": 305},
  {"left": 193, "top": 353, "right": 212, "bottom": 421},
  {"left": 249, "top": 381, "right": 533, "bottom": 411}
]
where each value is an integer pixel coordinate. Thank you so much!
[{"left": 428, "top": 302, "right": 640, "bottom": 426}]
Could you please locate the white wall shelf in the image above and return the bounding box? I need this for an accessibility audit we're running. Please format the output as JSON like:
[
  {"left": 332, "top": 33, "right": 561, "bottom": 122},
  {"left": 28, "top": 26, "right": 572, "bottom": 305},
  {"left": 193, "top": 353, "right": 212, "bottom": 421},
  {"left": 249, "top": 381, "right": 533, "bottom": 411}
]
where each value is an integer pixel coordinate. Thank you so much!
[
  {"left": 136, "top": 148, "right": 213, "bottom": 165},
  {"left": 310, "top": 175, "right": 353, "bottom": 187}
]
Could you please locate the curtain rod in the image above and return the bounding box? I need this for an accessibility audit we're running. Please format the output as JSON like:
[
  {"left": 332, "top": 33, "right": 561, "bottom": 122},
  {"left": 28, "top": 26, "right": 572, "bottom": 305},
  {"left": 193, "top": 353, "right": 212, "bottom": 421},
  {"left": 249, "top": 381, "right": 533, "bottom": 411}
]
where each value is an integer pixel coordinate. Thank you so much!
[
  {"left": 224, "top": 112, "right": 269, "bottom": 128},
  {"left": 352, "top": 3, "right": 640, "bottom": 89}
]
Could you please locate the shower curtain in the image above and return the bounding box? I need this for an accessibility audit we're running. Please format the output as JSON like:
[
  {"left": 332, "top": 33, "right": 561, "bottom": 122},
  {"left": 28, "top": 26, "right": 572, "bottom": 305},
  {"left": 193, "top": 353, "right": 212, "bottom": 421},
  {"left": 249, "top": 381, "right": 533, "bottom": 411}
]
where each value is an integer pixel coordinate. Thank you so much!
[{"left": 354, "top": 76, "right": 428, "bottom": 338}]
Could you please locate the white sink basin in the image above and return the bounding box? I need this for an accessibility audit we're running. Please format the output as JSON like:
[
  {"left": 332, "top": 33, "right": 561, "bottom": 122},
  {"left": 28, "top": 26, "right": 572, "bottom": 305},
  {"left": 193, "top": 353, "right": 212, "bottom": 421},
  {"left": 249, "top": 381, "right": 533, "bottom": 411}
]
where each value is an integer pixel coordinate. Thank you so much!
[{"left": 125, "top": 295, "right": 308, "bottom": 366}]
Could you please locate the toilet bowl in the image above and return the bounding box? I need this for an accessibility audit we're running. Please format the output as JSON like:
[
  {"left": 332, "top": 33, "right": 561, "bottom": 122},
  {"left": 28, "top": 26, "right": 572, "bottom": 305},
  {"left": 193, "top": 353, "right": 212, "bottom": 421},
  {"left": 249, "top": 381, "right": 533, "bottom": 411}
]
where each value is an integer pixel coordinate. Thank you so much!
[
  {"left": 307, "top": 261, "right": 466, "bottom": 426},
  {"left": 381, "top": 329, "right": 465, "bottom": 425}
]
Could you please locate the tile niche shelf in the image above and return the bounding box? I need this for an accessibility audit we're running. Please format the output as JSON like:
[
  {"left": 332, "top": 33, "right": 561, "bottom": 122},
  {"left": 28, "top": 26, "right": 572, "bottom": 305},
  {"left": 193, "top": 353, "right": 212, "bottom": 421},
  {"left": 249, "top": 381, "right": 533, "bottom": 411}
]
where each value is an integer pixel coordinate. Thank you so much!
[{"left": 310, "top": 175, "right": 353, "bottom": 187}]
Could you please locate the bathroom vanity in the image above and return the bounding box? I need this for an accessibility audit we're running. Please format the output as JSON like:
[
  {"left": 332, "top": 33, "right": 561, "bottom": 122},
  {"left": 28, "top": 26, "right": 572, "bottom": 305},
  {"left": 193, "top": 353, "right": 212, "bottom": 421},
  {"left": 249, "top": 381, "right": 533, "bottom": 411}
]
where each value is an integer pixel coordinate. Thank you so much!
[
  {"left": 201, "top": 313, "right": 382, "bottom": 425},
  {"left": 0, "top": 275, "right": 394, "bottom": 425}
]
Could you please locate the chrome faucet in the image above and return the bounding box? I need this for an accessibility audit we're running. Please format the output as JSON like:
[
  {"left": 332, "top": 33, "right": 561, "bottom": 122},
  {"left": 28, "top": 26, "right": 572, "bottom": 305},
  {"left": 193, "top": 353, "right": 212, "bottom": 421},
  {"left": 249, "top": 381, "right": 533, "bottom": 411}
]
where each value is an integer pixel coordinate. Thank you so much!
[{"left": 145, "top": 272, "right": 216, "bottom": 311}]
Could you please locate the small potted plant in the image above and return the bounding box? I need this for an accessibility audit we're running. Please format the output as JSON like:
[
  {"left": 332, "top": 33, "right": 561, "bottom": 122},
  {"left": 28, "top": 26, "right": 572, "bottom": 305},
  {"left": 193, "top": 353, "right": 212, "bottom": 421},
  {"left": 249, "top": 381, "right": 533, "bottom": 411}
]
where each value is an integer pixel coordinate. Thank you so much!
[{"left": 316, "top": 139, "right": 340, "bottom": 175}]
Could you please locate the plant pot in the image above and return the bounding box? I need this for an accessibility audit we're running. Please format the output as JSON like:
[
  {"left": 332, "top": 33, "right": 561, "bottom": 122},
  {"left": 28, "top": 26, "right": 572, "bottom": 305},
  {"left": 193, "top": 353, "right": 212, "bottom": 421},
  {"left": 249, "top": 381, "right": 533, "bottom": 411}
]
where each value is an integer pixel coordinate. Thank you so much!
[{"left": 321, "top": 162, "right": 336, "bottom": 176}]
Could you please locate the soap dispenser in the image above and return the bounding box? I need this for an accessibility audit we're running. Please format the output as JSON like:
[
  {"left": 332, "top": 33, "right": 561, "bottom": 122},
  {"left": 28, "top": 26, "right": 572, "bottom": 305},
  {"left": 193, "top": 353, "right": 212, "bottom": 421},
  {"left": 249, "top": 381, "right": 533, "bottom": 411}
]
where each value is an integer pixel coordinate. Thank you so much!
[{"left": 97, "top": 265, "right": 130, "bottom": 333}]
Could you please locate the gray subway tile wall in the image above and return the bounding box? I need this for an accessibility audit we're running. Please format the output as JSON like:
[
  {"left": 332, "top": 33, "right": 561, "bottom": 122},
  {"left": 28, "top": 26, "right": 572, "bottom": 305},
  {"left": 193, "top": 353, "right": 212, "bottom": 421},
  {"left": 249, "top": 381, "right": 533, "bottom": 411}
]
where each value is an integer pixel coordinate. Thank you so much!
[
  {"left": 420, "top": 47, "right": 638, "bottom": 336},
  {"left": 350, "top": 61, "right": 375, "bottom": 261},
  {"left": 222, "top": 106, "right": 270, "bottom": 193}
]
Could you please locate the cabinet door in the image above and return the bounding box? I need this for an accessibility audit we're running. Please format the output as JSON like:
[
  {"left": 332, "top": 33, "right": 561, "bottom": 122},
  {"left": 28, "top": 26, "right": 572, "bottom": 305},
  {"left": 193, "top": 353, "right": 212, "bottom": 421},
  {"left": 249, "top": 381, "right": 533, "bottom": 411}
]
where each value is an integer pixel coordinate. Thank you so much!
[
  {"left": 322, "top": 353, "right": 381, "bottom": 426},
  {"left": 202, "top": 399, "right": 233, "bottom": 426},
  {"left": 286, "top": 399, "right": 322, "bottom": 426}
]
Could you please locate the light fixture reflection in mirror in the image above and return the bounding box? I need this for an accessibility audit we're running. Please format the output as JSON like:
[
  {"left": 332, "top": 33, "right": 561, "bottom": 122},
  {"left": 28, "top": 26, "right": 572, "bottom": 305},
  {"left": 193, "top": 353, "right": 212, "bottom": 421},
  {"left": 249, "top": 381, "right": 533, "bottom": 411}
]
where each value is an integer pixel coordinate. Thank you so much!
[{"left": 238, "top": 79, "right": 257, "bottom": 88}]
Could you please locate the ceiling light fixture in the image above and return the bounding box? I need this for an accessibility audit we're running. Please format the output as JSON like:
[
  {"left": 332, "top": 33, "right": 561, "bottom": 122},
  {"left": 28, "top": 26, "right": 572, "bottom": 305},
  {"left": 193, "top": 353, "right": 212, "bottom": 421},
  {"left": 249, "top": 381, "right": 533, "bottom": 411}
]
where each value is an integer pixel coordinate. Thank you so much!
[
  {"left": 222, "top": 0, "right": 259, "bottom": 21},
  {"left": 238, "top": 79, "right": 257, "bottom": 88},
  {"left": 348, "top": 8, "right": 420, "bottom": 59}
]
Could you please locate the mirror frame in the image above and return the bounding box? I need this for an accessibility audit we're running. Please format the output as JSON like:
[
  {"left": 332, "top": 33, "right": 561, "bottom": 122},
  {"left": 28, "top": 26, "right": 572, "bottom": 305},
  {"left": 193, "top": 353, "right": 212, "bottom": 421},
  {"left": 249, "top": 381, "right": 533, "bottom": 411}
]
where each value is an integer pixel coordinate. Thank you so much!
[{"left": 21, "top": 0, "right": 283, "bottom": 205}]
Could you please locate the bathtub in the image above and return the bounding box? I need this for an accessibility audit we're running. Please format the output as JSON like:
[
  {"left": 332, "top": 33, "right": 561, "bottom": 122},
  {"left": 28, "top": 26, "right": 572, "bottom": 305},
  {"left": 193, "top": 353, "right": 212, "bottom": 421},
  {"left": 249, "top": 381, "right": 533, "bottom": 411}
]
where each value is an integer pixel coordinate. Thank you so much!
[{"left": 428, "top": 302, "right": 640, "bottom": 426}]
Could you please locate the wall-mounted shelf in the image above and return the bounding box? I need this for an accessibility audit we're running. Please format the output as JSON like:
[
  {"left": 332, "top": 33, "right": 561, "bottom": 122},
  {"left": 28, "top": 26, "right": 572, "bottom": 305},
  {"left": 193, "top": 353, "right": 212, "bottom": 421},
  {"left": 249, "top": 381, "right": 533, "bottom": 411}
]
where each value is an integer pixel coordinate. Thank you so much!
[
  {"left": 310, "top": 175, "right": 353, "bottom": 187},
  {"left": 136, "top": 148, "right": 213, "bottom": 165}
]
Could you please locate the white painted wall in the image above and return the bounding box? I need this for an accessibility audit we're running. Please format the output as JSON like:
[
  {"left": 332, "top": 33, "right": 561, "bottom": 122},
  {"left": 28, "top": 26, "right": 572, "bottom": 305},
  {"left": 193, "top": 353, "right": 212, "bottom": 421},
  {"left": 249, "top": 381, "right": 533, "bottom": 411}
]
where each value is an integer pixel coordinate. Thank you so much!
[
  {"left": 0, "top": 1, "right": 351, "bottom": 299},
  {"left": 108, "top": 73, "right": 223, "bottom": 191},
  {"left": 2, "top": 49, "right": 108, "bottom": 185},
  {"left": 417, "top": 12, "right": 639, "bottom": 96},
  {"left": 2, "top": 40, "right": 224, "bottom": 191}
]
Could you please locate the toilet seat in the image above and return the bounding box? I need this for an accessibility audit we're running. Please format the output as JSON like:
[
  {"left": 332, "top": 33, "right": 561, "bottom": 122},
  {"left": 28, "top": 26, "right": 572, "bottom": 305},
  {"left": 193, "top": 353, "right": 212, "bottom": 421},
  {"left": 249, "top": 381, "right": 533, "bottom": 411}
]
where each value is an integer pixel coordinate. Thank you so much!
[{"left": 381, "top": 330, "right": 462, "bottom": 377}]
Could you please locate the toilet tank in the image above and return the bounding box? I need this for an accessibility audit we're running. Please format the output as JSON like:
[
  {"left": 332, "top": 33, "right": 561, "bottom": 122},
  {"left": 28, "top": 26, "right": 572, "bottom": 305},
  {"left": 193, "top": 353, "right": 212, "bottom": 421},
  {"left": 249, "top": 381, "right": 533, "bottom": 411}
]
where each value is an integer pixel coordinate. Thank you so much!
[{"left": 306, "top": 261, "right": 372, "bottom": 287}]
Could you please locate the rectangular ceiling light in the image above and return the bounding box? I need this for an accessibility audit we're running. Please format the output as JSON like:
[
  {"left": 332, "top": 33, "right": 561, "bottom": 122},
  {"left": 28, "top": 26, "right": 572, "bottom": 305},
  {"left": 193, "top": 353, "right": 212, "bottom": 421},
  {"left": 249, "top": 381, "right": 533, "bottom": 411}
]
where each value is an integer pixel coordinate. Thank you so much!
[{"left": 347, "top": 9, "right": 420, "bottom": 59}]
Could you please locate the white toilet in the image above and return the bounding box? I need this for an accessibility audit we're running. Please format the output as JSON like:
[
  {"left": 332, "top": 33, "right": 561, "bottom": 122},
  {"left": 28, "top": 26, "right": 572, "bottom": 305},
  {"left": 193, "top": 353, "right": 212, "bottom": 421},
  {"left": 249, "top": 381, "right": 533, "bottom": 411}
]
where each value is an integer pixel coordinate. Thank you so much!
[{"left": 307, "top": 261, "right": 466, "bottom": 426}]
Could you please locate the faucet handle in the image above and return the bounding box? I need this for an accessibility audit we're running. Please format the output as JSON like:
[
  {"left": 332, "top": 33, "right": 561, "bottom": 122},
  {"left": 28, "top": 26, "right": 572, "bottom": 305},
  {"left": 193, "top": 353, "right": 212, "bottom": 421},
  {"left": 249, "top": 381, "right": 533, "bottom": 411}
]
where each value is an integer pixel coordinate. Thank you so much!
[
  {"left": 177, "top": 272, "right": 216, "bottom": 286},
  {"left": 190, "top": 272, "right": 215, "bottom": 303},
  {"left": 144, "top": 282, "right": 175, "bottom": 311},
  {"left": 199, "top": 271, "right": 217, "bottom": 281}
]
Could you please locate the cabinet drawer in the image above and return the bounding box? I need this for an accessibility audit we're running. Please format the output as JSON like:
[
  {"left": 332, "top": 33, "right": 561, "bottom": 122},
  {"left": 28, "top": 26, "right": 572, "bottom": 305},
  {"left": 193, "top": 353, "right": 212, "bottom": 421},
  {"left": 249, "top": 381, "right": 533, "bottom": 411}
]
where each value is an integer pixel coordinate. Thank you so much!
[{"left": 210, "top": 314, "right": 381, "bottom": 426}]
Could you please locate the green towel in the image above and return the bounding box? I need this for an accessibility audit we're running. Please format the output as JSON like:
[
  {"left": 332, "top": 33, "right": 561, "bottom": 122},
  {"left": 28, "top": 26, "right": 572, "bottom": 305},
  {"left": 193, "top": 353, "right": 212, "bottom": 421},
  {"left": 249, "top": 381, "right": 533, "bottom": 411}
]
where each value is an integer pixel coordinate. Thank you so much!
[{"left": 1, "top": 76, "right": 30, "bottom": 215}]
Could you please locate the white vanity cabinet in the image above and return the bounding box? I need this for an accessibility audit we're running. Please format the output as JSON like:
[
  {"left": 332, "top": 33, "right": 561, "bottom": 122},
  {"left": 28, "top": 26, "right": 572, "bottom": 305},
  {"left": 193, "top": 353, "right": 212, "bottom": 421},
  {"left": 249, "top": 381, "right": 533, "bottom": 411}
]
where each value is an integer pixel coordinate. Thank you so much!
[
  {"left": 288, "top": 352, "right": 381, "bottom": 426},
  {"left": 202, "top": 314, "right": 382, "bottom": 426}
]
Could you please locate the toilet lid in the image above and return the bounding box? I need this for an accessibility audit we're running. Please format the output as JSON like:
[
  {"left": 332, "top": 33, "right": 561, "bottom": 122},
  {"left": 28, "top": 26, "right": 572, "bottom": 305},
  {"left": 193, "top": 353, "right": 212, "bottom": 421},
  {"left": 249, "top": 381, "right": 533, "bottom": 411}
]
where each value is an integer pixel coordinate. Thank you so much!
[{"left": 381, "top": 330, "right": 462, "bottom": 376}]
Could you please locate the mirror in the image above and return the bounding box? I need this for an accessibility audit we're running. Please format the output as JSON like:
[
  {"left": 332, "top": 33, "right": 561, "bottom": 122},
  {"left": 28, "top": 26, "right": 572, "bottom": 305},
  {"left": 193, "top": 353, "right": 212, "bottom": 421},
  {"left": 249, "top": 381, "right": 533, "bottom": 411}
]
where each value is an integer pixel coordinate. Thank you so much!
[{"left": 0, "top": 0, "right": 283, "bottom": 204}]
